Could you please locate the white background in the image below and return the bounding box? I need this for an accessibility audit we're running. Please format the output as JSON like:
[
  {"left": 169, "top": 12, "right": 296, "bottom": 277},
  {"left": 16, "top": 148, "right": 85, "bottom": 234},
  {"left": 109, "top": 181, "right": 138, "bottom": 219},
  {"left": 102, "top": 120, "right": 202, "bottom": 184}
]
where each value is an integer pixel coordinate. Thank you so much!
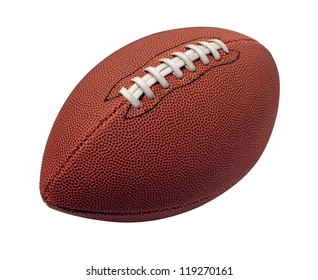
[{"left": 1, "top": 1, "right": 317, "bottom": 279}]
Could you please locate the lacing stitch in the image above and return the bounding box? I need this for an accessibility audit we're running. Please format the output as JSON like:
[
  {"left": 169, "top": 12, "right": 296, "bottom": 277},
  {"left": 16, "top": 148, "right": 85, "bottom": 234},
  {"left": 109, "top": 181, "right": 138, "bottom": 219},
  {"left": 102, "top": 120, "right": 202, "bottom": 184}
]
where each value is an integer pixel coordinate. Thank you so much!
[{"left": 120, "top": 39, "right": 229, "bottom": 109}]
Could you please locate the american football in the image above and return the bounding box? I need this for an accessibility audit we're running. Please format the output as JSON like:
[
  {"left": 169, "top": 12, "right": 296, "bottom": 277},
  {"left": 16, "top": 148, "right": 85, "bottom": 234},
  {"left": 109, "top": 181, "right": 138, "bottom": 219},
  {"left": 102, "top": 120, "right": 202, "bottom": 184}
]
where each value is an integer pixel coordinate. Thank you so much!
[{"left": 40, "top": 27, "right": 279, "bottom": 222}]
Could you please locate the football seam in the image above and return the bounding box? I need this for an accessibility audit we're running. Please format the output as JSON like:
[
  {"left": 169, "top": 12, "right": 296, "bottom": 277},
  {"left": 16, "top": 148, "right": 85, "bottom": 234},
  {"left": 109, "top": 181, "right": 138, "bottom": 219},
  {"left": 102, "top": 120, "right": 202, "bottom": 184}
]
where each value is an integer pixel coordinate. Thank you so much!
[
  {"left": 42, "top": 99, "right": 127, "bottom": 202},
  {"left": 42, "top": 37, "right": 258, "bottom": 207},
  {"left": 105, "top": 36, "right": 212, "bottom": 101},
  {"left": 53, "top": 187, "right": 225, "bottom": 218},
  {"left": 124, "top": 49, "right": 240, "bottom": 119},
  {"left": 105, "top": 37, "right": 256, "bottom": 101}
]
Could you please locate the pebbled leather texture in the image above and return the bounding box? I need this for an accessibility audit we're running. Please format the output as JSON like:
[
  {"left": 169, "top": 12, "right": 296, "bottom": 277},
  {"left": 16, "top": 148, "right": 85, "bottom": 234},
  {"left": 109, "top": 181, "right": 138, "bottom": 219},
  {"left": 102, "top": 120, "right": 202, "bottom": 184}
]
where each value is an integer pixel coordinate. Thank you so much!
[{"left": 40, "top": 27, "right": 279, "bottom": 222}]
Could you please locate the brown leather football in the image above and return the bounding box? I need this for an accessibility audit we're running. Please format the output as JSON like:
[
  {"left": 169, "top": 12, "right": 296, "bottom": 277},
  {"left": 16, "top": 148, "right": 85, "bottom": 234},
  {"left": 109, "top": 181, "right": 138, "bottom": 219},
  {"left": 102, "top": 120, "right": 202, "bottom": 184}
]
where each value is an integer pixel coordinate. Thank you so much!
[{"left": 40, "top": 27, "right": 279, "bottom": 222}]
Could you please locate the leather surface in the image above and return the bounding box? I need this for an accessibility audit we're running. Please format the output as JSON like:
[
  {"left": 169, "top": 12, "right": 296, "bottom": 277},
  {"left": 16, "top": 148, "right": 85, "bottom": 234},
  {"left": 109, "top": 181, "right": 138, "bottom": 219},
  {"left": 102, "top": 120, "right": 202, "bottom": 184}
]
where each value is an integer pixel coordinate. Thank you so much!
[{"left": 40, "top": 27, "right": 279, "bottom": 222}]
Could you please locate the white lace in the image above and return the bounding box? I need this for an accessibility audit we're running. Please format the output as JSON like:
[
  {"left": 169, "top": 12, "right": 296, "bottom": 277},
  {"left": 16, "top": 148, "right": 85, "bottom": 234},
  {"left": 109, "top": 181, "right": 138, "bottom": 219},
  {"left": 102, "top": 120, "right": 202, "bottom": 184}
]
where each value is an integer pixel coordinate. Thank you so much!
[{"left": 120, "top": 39, "right": 229, "bottom": 109}]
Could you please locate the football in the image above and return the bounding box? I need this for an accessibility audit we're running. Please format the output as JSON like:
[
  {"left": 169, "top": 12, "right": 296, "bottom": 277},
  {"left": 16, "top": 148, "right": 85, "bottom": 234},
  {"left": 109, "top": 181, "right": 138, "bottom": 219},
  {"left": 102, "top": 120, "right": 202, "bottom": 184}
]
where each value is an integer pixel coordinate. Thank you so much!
[{"left": 40, "top": 27, "right": 279, "bottom": 222}]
